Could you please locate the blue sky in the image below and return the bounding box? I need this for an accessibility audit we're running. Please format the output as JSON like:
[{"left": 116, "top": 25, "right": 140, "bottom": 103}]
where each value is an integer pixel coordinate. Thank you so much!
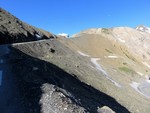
[{"left": 0, "top": 0, "right": 150, "bottom": 35}]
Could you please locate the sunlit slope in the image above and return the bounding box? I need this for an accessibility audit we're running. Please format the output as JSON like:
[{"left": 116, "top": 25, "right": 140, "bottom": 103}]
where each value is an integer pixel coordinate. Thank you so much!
[
  {"left": 71, "top": 27, "right": 150, "bottom": 78},
  {"left": 72, "top": 27, "right": 150, "bottom": 62},
  {"left": 10, "top": 35, "right": 150, "bottom": 113},
  {"left": 62, "top": 28, "right": 150, "bottom": 113}
]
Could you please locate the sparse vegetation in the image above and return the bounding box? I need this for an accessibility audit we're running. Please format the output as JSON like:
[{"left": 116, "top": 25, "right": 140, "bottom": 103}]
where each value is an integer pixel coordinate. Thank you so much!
[
  {"left": 101, "top": 28, "right": 110, "bottom": 34},
  {"left": 105, "top": 49, "right": 113, "bottom": 54},
  {"left": 123, "top": 62, "right": 127, "bottom": 65},
  {"left": 118, "top": 67, "right": 133, "bottom": 73},
  {"left": 123, "top": 52, "right": 136, "bottom": 62}
]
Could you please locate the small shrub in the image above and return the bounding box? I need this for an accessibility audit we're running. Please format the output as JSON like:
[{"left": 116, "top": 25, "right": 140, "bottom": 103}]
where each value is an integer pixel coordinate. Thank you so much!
[
  {"left": 101, "top": 28, "right": 110, "bottom": 34},
  {"left": 123, "top": 52, "right": 136, "bottom": 62},
  {"left": 105, "top": 49, "right": 113, "bottom": 54},
  {"left": 123, "top": 62, "right": 127, "bottom": 65},
  {"left": 118, "top": 67, "right": 133, "bottom": 73}
]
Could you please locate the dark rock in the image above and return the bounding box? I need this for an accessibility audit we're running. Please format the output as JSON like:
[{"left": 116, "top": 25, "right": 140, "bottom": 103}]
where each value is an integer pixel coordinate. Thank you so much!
[{"left": 50, "top": 48, "right": 55, "bottom": 53}]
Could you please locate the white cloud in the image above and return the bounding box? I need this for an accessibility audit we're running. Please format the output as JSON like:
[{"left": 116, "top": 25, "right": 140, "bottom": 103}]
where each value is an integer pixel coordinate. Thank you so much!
[{"left": 58, "top": 33, "right": 69, "bottom": 37}]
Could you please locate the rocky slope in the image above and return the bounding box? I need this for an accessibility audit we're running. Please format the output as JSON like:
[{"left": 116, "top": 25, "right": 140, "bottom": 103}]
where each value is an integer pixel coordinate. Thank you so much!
[
  {"left": 0, "top": 40, "right": 129, "bottom": 113},
  {"left": 0, "top": 8, "right": 55, "bottom": 44}
]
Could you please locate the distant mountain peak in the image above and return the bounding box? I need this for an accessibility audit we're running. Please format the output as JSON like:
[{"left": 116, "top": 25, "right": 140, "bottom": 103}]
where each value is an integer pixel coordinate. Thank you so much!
[{"left": 136, "top": 25, "right": 150, "bottom": 34}]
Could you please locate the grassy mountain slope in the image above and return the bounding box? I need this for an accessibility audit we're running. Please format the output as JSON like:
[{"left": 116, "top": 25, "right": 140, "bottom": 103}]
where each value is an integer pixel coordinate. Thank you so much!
[{"left": 63, "top": 28, "right": 150, "bottom": 113}]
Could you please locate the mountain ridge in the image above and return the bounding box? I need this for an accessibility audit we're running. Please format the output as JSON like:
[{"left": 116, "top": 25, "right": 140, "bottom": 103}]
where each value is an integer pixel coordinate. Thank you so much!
[{"left": 0, "top": 8, "right": 55, "bottom": 44}]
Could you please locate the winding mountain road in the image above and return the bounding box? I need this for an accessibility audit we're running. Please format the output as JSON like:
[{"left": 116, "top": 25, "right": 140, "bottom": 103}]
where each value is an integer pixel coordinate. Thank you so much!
[
  {"left": 78, "top": 51, "right": 121, "bottom": 88},
  {"left": 130, "top": 80, "right": 150, "bottom": 99},
  {"left": 91, "top": 58, "right": 121, "bottom": 88},
  {"left": 138, "top": 81, "right": 150, "bottom": 99}
]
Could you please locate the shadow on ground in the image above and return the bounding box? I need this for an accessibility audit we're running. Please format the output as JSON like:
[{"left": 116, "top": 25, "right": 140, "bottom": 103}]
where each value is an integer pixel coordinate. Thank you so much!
[{"left": 8, "top": 46, "right": 130, "bottom": 113}]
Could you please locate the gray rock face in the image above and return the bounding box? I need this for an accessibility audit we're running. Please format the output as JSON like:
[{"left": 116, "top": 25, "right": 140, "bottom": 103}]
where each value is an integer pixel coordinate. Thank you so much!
[{"left": 40, "top": 84, "right": 86, "bottom": 113}]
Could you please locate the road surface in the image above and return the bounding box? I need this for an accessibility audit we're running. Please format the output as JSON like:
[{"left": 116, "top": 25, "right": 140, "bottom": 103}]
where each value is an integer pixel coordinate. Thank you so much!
[
  {"left": 138, "top": 81, "right": 150, "bottom": 99},
  {"left": 91, "top": 58, "right": 121, "bottom": 88},
  {"left": 0, "top": 45, "right": 23, "bottom": 113},
  {"left": 131, "top": 80, "right": 150, "bottom": 99}
]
